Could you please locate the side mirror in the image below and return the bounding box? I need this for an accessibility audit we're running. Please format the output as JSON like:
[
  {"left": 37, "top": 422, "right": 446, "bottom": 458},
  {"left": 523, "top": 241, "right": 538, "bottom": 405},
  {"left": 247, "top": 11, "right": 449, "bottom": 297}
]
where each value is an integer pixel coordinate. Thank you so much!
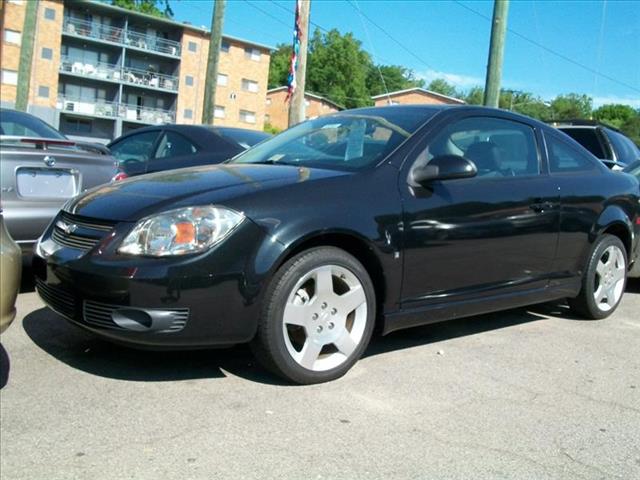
[{"left": 410, "top": 154, "right": 477, "bottom": 186}]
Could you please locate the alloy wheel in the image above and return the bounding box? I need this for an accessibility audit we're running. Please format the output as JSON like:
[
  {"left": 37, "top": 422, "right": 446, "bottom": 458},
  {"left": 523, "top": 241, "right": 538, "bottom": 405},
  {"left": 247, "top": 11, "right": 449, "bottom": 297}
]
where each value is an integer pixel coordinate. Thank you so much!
[{"left": 593, "top": 245, "right": 626, "bottom": 312}]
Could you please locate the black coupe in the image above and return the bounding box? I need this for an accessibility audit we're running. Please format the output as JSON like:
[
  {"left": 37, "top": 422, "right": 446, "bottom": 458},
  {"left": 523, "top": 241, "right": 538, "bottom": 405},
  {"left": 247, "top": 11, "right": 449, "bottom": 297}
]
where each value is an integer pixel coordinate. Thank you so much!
[{"left": 34, "top": 106, "right": 640, "bottom": 384}]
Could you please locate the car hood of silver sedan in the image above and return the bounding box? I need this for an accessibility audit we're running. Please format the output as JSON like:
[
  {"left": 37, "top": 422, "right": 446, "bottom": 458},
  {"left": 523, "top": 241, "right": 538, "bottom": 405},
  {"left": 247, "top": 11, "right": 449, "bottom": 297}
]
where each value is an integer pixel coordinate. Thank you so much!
[{"left": 66, "top": 163, "right": 348, "bottom": 222}]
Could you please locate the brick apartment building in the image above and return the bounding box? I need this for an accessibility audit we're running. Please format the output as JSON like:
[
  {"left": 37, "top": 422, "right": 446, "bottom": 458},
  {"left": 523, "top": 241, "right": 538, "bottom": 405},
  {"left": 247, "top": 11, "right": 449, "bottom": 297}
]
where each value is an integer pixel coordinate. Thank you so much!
[
  {"left": 265, "top": 86, "right": 343, "bottom": 131},
  {"left": 0, "top": 0, "right": 272, "bottom": 143},
  {"left": 372, "top": 87, "right": 465, "bottom": 107}
]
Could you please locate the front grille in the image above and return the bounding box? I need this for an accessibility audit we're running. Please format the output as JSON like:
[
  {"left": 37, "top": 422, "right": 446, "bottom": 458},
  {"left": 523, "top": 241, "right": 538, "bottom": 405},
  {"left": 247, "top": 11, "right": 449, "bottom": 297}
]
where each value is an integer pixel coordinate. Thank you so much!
[
  {"left": 52, "top": 212, "right": 117, "bottom": 252},
  {"left": 83, "top": 300, "right": 189, "bottom": 333},
  {"left": 36, "top": 279, "right": 76, "bottom": 319}
]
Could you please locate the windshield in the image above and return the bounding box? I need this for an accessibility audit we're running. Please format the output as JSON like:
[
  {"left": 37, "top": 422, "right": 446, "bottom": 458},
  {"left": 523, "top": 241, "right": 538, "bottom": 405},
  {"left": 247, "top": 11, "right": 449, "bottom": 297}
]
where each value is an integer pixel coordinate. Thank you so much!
[
  {"left": 230, "top": 110, "right": 434, "bottom": 171},
  {"left": 0, "top": 109, "right": 65, "bottom": 139},
  {"left": 214, "top": 127, "right": 271, "bottom": 149}
]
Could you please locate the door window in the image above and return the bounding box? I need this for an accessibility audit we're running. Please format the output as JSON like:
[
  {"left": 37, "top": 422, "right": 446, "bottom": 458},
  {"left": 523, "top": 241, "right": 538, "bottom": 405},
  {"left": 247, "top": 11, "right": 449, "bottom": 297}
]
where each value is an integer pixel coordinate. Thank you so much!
[
  {"left": 109, "top": 131, "right": 159, "bottom": 165},
  {"left": 154, "top": 131, "right": 198, "bottom": 159},
  {"left": 420, "top": 116, "right": 540, "bottom": 177},
  {"left": 545, "top": 134, "right": 598, "bottom": 173}
]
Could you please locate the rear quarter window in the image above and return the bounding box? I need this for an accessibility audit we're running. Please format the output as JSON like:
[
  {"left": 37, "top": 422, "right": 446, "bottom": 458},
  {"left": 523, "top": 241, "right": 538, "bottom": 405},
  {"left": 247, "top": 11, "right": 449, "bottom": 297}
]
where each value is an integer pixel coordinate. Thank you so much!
[
  {"left": 558, "top": 127, "right": 607, "bottom": 159},
  {"left": 545, "top": 132, "right": 600, "bottom": 174}
]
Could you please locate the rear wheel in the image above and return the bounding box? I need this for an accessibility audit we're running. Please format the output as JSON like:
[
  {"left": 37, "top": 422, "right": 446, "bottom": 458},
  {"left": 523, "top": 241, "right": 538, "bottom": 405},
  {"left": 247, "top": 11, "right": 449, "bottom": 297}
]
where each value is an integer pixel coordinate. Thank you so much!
[
  {"left": 568, "top": 234, "right": 627, "bottom": 319},
  {"left": 251, "top": 247, "right": 376, "bottom": 384}
]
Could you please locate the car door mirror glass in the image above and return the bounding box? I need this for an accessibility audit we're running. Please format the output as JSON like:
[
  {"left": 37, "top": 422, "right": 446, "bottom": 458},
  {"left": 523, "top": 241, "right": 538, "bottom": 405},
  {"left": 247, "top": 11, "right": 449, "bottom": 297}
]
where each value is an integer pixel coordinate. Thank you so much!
[{"left": 410, "top": 155, "right": 477, "bottom": 185}]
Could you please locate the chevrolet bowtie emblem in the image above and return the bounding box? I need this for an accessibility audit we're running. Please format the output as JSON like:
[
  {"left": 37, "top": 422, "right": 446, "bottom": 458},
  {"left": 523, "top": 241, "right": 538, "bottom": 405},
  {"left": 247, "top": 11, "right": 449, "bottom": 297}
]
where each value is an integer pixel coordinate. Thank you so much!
[{"left": 56, "top": 220, "right": 78, "bottom": 234}]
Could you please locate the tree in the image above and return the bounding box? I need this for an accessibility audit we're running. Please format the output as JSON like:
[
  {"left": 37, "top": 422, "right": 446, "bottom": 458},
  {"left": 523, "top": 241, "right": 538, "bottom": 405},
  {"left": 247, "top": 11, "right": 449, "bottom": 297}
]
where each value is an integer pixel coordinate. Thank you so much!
[
  {"left": 593, "top": 104, "right": 637, "bottom": 130},
  {"left": 464, "top": 86, "right": 484, "bottom": 105},
  {"left": 112, "top": 0, "right": 173, "bottom": 18},
  {"left": 306, "top": 29, "right": 372, "bottom": 108},
  {"left": 426, "top": 78, "right": 459, "bottom": 98},
  {"left": 620, "top": 114, "right": 640, "bottom": 145},
  {"left": 267, "top": 44, "right": 292, "bottom": 89},
  {"left": 549, "top": 93, "right": 592, "bottom": 120},
  {"left": 366, "top": 65, "right": 424, "bottom": 97}
]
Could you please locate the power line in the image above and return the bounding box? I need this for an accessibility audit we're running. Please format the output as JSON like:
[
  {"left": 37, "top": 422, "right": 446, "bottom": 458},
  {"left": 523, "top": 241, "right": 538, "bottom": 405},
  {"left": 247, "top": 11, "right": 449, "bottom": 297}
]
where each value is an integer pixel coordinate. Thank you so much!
[
  {"left": 453, "top": 0, "right": 640, "bottom": 94},
  {"left": 243, "top": 0, "right": 292, "bottom": 30}
]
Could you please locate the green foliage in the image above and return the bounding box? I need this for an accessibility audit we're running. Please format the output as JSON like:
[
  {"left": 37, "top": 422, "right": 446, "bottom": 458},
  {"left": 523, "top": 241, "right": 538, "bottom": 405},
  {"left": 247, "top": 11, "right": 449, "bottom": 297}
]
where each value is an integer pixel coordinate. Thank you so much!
[
  {"left": 426, "top": 78, "right": 459, "bottom": 98},
  {"left": 263, "top": 122, "right": 282, "bottom": 135},
  {"left": 593, "top": 104, "right": 637, "bottom": 130},
  {"left": 620, "top": 115, "right": 640, "bottom": 145},
  {"left": 268, "top": 29, "right": 426, "bottom": 108},
  {"left": 549, "top": 94, "right": 592, "bottom": 120},
  {"left": 367, "top": 65, "right": 424, "bottom": 97},
  {"left": 268, "top": 44, "right": 292, "bottom": 89},
  {"left": 464, "top": 86, "right": 484, "bottom": 105},
  {"left": 112, "top": 0, "right": 173, "bottom": 18}
]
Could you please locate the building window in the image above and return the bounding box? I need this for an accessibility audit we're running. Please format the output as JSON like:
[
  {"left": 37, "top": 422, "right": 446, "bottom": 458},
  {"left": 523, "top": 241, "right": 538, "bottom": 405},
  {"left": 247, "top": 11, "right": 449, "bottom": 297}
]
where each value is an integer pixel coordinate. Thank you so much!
[
  {"left": 38, "top": 86, "right": 50, "bottom": 98},
  {"left": 239, "top": 110, "right": 256, "bottom": 124},
  {"left": 217, "top": 73, "right": 228, "bottom": 86},
  {"left": 4, "top": 29, "right": 21, "bottom": 45},
  {"left": 266, "top": 98, "right": 272, "bottom": 106},
  {"left": 44, "top": 7, "right": 56, "bottom": 20},
  {"left": 184, "top": 109, "right": 193, "bottom": 119},
  {"left": 265, "top": 114, "right": 271, "bottom": 123},
  {"left": 221, "top": 40, "right": 230, "bottom": 53},
  {"left": 1, "top": 69, "right": 18, "bottom": 85},
  {"left": 41, "top": 47, "right": 53, "bottom": 60},
  {"left": 214, "top": 105, "right": 225, "bottom": 118},
  {"left": 244, "top": 47, "right": 261, "bottom": 61},
  {"left": 188, "top": 41, "right": 197, "bottom": 53},
  {"left": 64, "top": 117, "right": 92, "bottom": 134},
  {"left": 241, "top": 78, "right": 259, "bottom": 93},
  {"left": 185, "top": 75, "right": 194, "bottom": 86}
]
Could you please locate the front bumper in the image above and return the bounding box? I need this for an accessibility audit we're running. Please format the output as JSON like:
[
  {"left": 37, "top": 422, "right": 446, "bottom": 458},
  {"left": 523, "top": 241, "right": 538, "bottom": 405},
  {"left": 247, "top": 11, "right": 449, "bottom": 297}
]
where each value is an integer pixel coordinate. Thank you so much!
[{"left": 33, "top": 217, "right": 270, "bottom": 348}]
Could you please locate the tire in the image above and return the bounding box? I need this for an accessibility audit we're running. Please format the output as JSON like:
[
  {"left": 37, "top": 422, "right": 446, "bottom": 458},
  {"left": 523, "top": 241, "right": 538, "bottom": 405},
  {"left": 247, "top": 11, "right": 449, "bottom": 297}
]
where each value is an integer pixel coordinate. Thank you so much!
[
  {"left": 251, "top": 247, "right": 376, "bottom": 384},
  {"left": 568, "top": 234, "right": 628, "bottom": 320}
]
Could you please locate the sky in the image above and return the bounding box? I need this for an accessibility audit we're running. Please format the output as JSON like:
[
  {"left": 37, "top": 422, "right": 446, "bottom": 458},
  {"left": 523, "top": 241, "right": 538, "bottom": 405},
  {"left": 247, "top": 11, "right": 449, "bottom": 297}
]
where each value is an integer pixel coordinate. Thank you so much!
[{"left": 171, "top": 0, "right": 640, "bottom": 107}]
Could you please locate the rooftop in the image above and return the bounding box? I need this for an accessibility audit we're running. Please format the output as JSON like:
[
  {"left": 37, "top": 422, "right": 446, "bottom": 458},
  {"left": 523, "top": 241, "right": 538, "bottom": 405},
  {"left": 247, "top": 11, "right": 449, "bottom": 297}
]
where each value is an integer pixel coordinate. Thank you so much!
[
  {"left": 267, "top": 86, "right": 345, "bottom": 110},
  {"left": 371, "top": 87, "right": 465, "bottom": 104}
]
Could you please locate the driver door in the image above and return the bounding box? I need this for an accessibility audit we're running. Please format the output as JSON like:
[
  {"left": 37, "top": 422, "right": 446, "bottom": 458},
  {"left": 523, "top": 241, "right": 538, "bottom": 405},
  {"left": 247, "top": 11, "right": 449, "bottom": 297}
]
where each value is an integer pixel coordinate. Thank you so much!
[{"left": 400, "top": 115, "right": 560, "bottom": 309}]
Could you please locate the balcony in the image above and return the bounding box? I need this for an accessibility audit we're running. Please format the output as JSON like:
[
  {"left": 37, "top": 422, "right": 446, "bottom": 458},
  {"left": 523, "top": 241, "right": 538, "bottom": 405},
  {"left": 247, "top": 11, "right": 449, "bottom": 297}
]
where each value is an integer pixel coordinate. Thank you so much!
[
  {"left": 121, "top": 66, "right": 178, "bottom": 91},
  {"left": 58, "top": 97, "right": 175, "bottom": 125},
  {"left": 60, "top": 56, "right": 122, "bottom": 82},
  {"left": 59, "top": 57, "right": 179, "bottom": 92},
  {"left": 58, "top": 97, "right": 120, "bottom": 118},
  {"left": 63, "top": 18, "right": 124, "bottom": 44},
  {"left": 125, "top": 31, "right": 181, "bottom": 57},
  {"left": 62, "top": 18, "right": 181, "bottom": 57}
]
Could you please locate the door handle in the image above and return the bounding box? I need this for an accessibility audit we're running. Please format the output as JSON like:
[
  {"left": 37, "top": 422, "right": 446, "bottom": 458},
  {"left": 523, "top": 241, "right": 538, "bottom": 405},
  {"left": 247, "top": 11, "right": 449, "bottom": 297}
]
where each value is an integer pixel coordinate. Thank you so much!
[{"left": 530, "top": 201, "right": 556, "bottom": 213}]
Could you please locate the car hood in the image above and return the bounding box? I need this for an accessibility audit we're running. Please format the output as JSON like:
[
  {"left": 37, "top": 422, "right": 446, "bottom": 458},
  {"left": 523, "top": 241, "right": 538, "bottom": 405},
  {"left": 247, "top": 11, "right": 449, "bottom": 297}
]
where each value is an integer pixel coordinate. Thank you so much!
[{"left": 67, "top": 163, "right": 348, "bottom": 222}]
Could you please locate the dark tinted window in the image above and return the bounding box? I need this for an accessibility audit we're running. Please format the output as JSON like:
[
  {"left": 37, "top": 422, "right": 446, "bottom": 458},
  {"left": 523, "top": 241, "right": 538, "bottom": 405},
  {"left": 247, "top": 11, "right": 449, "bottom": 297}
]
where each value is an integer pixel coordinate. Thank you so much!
[
  {"left": 557, "top": 127, "right": 606, "bottom": 159},
  {"left": 154, "top": 131, "right": 198, "bottom": 159},
  {"left": 109, "top": 131, "right": 160, "bottom": 165},
  {"left": 423, "top": 116, "right": 539, "bottom": 177},
  {"left": 605, "top": 128, "right": 640, "bottom": 164},
  {"left": 546, "top": 133, "right": 598, "bottom": 173},
  {"left": 216, "top": 127, "right": 271, "bottom": 149},
  {"left": 0, "top": 109, "right": 64, "bottom": 138}
]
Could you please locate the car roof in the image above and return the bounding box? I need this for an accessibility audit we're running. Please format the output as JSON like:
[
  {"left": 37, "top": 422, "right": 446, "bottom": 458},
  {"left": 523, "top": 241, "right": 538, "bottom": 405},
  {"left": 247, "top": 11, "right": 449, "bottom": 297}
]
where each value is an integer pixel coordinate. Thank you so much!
[{"left": 108, "top": 124, "right": 247, "bottom": 151}]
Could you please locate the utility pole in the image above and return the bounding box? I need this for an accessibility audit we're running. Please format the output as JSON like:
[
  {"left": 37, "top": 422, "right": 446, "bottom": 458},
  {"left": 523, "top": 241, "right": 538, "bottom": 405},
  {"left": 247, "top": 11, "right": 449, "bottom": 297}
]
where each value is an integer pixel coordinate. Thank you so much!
[
  {"left": 15, "top": 0, "right": 38, "bottom": 112},
  {"left": 202, "top": 0, "right": 226, "bottom": 124},
  {"left": 288, "top": 0, "right": 311, "bottom": 127},
  {"left": 483, "top": 0, "right": 509, "bottom": 108}
]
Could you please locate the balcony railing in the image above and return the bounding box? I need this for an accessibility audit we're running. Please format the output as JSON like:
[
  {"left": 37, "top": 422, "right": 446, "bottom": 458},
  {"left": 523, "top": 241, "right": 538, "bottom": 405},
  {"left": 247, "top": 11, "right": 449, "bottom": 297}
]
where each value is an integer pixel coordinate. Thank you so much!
[
  {"left": 58, "top": 97, "right": 120, "bottom": 118},
  {"left": 122, "top": 103, "right": 175, "bottom": 124},
  {"left": 63, "top": 18, "right": 181, "bottom": 57},
  {"left": 59, "top": 57, "right": 179, "bottom": 92},
  {"left": 60, "top": 56, "right": 123, "bottom": 82},
  {"left": 125, "top": 30, "right": 181, "bottom": 57},
  {"left": 58, "top": 96, "right": 175, "bottom": 125},
  {"left": 121, "top": 66, "right": 178, "bottom": 91},
  {"left": 63, "top": 18, "right": 124, "bottom": 44}
]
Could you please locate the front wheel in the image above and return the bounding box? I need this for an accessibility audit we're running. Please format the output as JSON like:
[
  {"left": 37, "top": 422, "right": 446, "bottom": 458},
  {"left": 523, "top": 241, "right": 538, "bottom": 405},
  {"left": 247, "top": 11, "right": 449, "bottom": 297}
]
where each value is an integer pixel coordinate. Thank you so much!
[
  {"left": 568, "top": 234, "right": 627, "bottom": 319},
  {"left": 251, "top": 247, "right": 376, "bottom": 384}
]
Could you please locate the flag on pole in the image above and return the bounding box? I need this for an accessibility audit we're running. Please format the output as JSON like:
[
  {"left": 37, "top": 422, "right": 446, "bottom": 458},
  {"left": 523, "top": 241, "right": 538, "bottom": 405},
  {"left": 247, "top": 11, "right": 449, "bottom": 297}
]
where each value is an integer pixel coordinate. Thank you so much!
[{"left": 286, "top": 0, "right": 303, "bottom": 102}]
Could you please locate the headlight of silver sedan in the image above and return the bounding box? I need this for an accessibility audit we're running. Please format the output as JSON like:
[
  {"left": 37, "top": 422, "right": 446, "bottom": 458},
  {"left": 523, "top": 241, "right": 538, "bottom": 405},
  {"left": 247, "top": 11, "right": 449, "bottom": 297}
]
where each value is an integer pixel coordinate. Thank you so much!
[{"left": 118, "top": 206, "right": 244, "bottom": 257}]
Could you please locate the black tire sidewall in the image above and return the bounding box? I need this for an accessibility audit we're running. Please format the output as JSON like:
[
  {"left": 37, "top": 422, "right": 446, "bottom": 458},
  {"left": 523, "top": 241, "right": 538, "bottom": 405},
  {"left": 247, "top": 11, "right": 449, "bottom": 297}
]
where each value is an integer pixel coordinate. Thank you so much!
[{"left": 260, "top": 247, "right": 376, "bottom": 384}]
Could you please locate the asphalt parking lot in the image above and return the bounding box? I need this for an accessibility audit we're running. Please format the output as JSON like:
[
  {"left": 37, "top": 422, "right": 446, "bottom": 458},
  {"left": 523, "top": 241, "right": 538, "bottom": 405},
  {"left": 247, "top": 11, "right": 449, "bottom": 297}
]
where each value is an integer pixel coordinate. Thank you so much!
[{"left": 1, "top": 279, "right": 639, "bottom": 480}]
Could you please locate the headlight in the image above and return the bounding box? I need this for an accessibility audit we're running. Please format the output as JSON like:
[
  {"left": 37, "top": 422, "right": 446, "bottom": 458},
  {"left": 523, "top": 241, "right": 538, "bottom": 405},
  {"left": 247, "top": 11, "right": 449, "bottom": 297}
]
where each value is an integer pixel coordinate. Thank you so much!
[{"left": 118, "top": 206, "right": 244, "bottom": 257}]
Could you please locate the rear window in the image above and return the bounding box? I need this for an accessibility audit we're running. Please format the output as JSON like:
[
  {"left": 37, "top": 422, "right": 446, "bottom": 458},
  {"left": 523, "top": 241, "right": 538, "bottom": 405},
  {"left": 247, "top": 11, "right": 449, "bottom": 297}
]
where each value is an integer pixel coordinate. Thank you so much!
[
  {"left": 213, "top": 128, "right": 271, "bottom": 149},
  {"left": 558, "top": 127, "right": 606, "bottom": 159},
  {"left": 0, "top": 109, "right": 64, "bottom": 139},
  {"left": 605, "top": 128, "right": 640, "bottom": 165}
]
